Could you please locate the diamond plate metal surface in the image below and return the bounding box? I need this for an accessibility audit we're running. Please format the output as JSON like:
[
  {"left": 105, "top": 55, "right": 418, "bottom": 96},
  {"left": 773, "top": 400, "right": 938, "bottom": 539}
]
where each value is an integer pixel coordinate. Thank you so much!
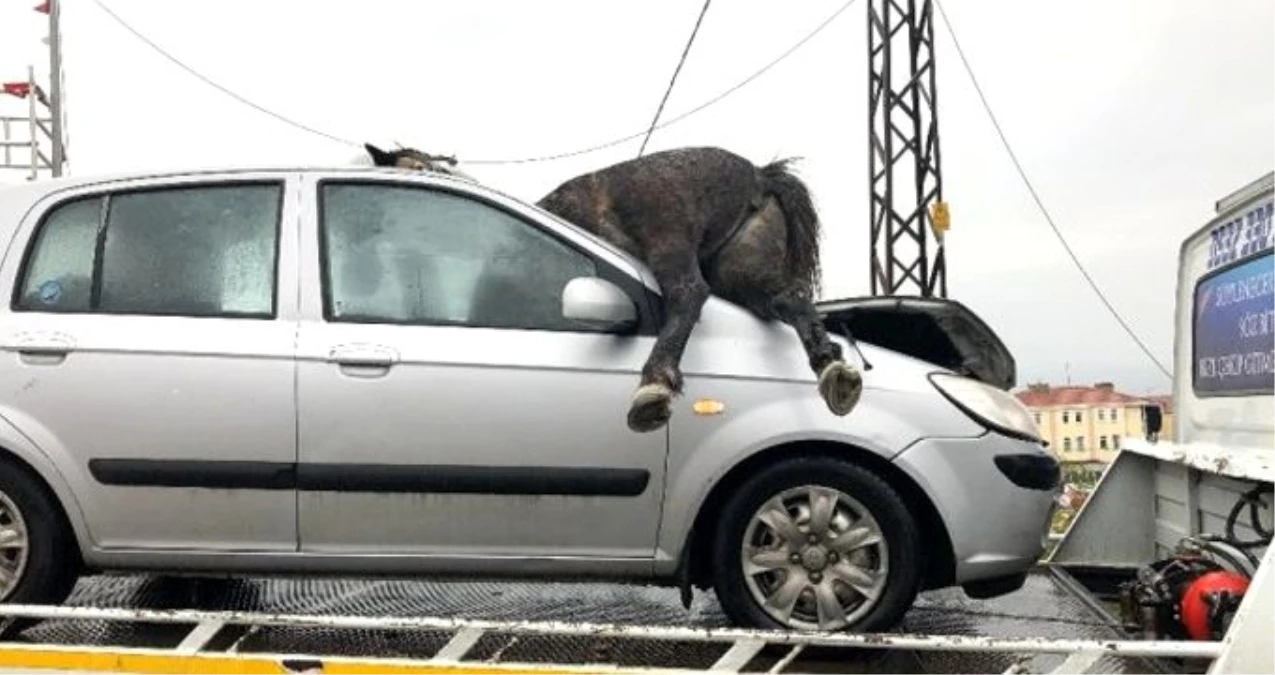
[
  {"left": 900, "top": 574, "right": 1147, "bottom": 674},
  {"left": 10, "top": 568, "right": 1164, "bottom": 673}
]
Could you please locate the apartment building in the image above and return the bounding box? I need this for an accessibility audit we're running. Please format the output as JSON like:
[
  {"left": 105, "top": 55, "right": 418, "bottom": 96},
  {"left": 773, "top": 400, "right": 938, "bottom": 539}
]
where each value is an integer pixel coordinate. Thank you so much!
[{"left": 1015, "top": 382, "right": 1174, "bottom": 464}]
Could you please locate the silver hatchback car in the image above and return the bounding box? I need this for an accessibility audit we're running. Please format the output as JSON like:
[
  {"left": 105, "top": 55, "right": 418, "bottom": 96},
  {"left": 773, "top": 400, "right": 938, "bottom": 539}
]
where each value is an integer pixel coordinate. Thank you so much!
[{"left": 0, "top": 166, "right": 1058, "bottom": 634}]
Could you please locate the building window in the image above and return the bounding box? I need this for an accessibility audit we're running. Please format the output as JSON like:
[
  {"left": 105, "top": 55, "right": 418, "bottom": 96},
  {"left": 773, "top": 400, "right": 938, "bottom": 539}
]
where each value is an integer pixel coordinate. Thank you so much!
[
  {"left": 1112, "top": 409, "right": 1118, "bottom": 420},
  {"left": 1077, "top": 437, "right": 1086, "bottom": 450},
  {"left": 1098, "top": 409, "right": 1105, "bottom": 421},
  {"left": 1064, "top": 438, "right": 1072, "bottom": 452},
  {"left": 1062, "top": 411, "right": 1070, "bottom": 423},
  {"left": 1114, "top": 434, "right": 1121, "bottom": 449},
  {"left": 1076, "top": 411, "right": 1083, "bottom": 423},
  {"left": 1034, "top": 413, "right": 1041, "bottom": 425},
  {"left": 1100, "top": 436, "right": 1108, "bottom": 449}
]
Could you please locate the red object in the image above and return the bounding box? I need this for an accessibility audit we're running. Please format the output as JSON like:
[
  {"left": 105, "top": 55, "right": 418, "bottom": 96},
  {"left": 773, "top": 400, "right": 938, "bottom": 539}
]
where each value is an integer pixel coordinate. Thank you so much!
[
  {"left": 1180, "top": 571, "right": 1250, "bottom": 640},
  {"left": 34, "top": 1, "right": 50, "bottom": 14},
  {"left": 2, "top": 82, "right": 32, "bottom": 98}
]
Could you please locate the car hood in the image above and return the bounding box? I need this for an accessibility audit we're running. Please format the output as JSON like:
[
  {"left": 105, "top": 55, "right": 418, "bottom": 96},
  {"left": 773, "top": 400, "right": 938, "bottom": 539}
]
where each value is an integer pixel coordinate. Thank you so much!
[{"left": 817, "top": 296, "right": 1017, "bottom": 391}]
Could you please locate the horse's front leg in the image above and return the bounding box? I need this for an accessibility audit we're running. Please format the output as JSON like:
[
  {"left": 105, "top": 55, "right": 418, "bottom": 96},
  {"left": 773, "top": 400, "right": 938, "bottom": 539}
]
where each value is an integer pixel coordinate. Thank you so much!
[
  {"left": 770, "top": 283, "right": 863, "bottom": 417},
  {"left": 629, "top": 257, "right": 711, "bottom": 433}
]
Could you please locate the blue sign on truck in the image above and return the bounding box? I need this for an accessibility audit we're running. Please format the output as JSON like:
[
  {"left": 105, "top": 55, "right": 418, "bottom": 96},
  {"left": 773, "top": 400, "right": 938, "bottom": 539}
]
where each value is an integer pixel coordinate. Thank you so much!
[{"left": 1194, "top": 244, "right": 1275, "bottom": 396}]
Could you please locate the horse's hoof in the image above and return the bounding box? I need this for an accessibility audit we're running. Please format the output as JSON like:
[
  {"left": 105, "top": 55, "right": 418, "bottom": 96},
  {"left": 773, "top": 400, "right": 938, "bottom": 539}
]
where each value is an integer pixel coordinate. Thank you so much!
[
  {"left": 818, "top": 361, "right": 862, "bottom": 416},
  {"left": 628, "top": 383, "right": 674, "bottom": 433}
]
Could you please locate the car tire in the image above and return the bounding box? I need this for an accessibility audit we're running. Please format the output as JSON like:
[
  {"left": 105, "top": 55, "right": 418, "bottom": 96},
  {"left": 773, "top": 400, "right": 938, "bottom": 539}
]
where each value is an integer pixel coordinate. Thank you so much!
[
  {"left": 710, "top": 455, "right": 922, "bottom": 633},
  {"left": 0, "top": 457, "right": 80, "bottom": 636}
]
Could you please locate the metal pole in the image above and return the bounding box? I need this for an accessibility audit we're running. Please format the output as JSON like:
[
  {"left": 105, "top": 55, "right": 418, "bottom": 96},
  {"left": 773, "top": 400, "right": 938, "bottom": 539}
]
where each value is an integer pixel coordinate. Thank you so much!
[
  {"left": 48, "top": 0, "right": 65, "bottom": 176},
  {"left": 27, "top": 66, "right": 39, "bottom": 181}
]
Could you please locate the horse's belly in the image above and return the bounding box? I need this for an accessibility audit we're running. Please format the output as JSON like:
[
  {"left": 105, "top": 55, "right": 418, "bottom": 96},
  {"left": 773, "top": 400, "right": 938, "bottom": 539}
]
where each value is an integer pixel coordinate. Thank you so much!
[{"left": 708, "top": 197, "right": 791, "bottom": 308}]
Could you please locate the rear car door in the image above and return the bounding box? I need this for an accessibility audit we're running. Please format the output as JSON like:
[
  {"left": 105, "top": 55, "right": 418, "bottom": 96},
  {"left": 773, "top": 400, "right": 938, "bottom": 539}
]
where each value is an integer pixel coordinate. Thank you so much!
[
  {"left": 0, "top": 173, "right": 300, "bottom": 551},
  {"left": 293, "top": 173, "right": 668, "bottom": 565}
]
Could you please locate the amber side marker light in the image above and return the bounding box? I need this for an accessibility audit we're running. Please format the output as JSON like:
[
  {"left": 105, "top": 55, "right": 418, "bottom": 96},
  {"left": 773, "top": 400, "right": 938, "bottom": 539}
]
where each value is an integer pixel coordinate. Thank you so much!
[{"left": 693, "top": 398, "right": 725, "bottom": 416}]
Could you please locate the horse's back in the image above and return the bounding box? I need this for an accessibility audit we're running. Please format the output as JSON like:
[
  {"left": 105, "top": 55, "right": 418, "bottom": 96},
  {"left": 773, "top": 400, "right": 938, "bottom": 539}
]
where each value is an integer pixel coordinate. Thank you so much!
[
  {"left": 592, "top": 147, "right": 759, "bottom": 219},
  {"left": 599, "top": 146, "right": 755, "bottom": 183}
]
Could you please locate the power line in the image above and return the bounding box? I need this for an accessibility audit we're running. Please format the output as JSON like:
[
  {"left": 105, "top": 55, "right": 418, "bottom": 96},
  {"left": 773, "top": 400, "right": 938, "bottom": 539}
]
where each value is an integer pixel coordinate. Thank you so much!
[
  {"left": 932, "top": 0, "right": 1173, "bottom": 381},
  {"left": 81, "top": 0, "right": 1175, "bottom": 382},
  {"left": 90, "top": 0, "right": 858, "bottom": 166},
  {"left": 467, "top": 0, "right": 861, "bottom": 165},
  {"left": 636, "top": 0, "right": 713, "bottom": 158},
  {"left": 91, "top": 0, "right": 360, "bottom": 148}
]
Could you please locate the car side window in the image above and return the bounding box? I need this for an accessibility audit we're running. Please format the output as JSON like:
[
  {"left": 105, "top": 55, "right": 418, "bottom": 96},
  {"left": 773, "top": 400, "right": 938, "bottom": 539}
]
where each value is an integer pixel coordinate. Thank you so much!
[
  {"left": 320, "top": 182, "right": 599, "bottom": 331},
  {"left": 15, "top": 196, "right": 99, "bottom": 312},
  {"left": 15, "top": 183, "right": 282, "bottom": 318}
]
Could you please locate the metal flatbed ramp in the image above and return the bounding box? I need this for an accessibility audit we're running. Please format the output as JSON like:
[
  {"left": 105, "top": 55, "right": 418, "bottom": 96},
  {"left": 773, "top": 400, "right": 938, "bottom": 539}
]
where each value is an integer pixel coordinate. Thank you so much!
[{"left": 0, "top": 568, "right": 1211, "bottom": 674}]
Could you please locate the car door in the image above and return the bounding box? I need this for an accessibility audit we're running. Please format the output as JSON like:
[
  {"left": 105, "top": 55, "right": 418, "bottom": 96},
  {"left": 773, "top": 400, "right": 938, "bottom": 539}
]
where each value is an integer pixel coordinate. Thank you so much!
[
  {"left": 0, "top": 173, "right": 300, "bottom": 551},
  {"left": 294, "top": 173, "right": 667, "bottom": 564}
]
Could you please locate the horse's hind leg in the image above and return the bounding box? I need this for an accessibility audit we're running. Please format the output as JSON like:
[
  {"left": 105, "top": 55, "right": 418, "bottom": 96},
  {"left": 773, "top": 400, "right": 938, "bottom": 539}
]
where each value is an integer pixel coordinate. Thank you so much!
[
  {"left": 629, "top": 254, "right": 711, "bottom": 433},
  {"left": 770, "top": 284, "right": 863, "bottom": 416},
  {"left": 708, "top": 197, "right": 862, "bottom": 418}
]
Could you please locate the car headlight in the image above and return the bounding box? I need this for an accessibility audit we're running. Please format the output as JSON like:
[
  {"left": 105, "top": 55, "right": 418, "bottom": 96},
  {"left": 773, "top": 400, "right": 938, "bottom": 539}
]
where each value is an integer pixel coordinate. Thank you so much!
[{"left": 929, "top": 373, "right": 1041, "bottom": 442}]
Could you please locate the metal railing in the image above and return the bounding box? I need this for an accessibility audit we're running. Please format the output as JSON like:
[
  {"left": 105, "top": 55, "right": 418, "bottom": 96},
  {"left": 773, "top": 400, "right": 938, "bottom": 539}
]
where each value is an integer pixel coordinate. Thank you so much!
[{"left": 0, "top": 602, "right": 1225, "bottom": 674}]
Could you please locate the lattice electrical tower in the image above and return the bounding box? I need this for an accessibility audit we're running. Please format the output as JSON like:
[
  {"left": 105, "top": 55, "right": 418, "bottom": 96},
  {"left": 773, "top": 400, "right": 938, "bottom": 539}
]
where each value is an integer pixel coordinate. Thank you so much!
[{"left": 868, "top": 0, "right": 947, "bottom": 297}]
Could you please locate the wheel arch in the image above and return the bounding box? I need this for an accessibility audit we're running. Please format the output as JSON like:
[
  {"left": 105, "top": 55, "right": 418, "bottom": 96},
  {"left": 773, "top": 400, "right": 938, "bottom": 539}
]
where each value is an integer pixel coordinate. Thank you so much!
[
  {"left": 0, "top": 443, "right": 87, "bottom": 571},
  {"left": 683, "top": 440, "right": 956, "bottom": 593}
]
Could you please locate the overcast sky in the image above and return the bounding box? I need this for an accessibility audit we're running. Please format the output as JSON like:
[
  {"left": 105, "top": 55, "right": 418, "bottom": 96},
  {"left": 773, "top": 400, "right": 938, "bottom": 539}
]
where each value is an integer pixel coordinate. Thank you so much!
[{"left": 2, "top": 0, "right": 1272, "bottom": 395}]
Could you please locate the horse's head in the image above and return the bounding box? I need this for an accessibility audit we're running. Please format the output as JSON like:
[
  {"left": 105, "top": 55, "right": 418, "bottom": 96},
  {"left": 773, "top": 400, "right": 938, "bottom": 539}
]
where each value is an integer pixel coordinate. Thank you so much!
[{"left": 364, "top": 142, "right": 465, "bottom": 177}]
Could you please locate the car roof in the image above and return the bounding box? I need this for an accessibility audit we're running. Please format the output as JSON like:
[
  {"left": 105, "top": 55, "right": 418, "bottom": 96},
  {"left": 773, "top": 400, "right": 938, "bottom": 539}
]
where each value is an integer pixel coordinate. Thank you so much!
[{"left": 1, "top": 164, "right": 482, "bottom": 193}]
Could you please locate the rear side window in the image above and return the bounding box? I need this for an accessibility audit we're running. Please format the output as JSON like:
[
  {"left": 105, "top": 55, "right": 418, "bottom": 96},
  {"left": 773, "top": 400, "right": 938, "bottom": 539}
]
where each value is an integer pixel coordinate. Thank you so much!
[
  {"left": 15, "top": 197, "right": 99, "bottom": 312},
  {"left": 14, "top": 183, "right": 282, "bottom": 318}
]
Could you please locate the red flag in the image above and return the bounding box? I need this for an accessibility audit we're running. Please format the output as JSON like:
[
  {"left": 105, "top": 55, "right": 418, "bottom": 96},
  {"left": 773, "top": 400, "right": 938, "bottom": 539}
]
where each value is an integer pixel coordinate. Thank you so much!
[
  {"left": 2, "top": 82, "right": 32, "bottom": 98},
  {"left": 34, "top": 1, "right": 51, "bottom": 14}
]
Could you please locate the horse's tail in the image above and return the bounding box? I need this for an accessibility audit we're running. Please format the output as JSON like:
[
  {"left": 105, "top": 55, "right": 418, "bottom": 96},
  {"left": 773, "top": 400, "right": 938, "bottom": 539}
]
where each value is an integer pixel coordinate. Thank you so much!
[{"left": 759, "top": 158, "right": 821, "bottom": 293}]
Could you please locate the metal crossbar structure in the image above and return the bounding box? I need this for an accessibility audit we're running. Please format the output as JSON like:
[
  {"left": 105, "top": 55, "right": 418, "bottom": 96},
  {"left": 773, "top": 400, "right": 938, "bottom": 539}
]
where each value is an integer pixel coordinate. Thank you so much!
[
  {"left": 0, "top": 67, "right": 61, "bottom": 181},
  {"left": 0, "top": 602, "right": 1232, "bottom": 674},
  {"left": 2, "top": 0, "right": 66, "bottom": 180},
  {"left": 868, "top": 0, "right": 947, "bottom": 297}
]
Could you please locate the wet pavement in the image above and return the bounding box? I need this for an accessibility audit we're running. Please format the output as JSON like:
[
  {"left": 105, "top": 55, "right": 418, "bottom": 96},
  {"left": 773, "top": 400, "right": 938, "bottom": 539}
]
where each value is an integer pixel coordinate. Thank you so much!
[{"left": 8, "top": 567, "right": 1166, "bottom": 673}]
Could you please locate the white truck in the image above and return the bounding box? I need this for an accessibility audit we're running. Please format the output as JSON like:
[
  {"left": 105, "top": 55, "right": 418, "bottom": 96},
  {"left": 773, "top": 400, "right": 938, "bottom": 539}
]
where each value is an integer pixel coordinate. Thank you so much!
[{"left": 1049, "top": 171, "right": 1273, "bottom": 674}]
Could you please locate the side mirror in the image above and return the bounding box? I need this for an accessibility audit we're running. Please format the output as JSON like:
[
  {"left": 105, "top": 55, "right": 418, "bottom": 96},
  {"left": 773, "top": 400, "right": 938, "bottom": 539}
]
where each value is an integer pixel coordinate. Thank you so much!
[{"left": 562, "top": 277, "right": 638, "bottom": 333}]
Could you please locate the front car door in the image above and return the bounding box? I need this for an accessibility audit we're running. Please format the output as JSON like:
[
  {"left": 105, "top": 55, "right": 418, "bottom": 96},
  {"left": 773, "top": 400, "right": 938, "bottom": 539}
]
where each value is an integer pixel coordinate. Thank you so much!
[
  {"left": 0, "top": 172, "right": 300, "bottom": 552},
  {"left": 294, "top": 172, "right": 666, "bottom": 571}
]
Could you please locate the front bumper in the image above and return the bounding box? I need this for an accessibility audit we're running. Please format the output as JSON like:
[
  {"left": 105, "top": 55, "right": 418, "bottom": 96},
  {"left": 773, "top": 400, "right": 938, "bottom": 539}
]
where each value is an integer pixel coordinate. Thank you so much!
[{"left": 892, "top": 432, "right": 1059, "bottom": 586}]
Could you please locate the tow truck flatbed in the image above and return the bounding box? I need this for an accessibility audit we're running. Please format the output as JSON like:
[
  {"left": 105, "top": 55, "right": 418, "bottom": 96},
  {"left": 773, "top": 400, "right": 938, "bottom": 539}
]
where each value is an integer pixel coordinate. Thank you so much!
[{"left": 0, "top": 564, "right": 1180, "bottom": 674}]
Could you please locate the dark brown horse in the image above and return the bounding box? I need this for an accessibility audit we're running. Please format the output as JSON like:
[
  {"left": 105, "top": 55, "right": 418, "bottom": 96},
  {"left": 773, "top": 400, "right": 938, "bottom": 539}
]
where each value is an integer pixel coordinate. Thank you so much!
[{"left": 364, "top": 143, "right": 862, "bottom": 433}]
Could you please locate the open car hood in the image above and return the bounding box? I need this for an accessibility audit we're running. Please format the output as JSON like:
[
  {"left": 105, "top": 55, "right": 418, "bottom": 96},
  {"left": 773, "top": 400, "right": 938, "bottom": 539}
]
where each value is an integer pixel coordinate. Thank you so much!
[{"left": 817, "top": 296, "right": 1016, "bottom": 391}]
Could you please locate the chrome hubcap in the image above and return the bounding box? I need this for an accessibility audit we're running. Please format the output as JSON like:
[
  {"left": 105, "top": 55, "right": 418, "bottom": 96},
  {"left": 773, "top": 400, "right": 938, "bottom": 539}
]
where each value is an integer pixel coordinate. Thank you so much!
[
  {"left": 0, "top": 491, "right": 30, "bottom": 601},
  {"left": 740, "top": 486, "right": 889, "bottom": 631},
  {"left": 801, "top": 547, "right": 829, "bottom": 571}
]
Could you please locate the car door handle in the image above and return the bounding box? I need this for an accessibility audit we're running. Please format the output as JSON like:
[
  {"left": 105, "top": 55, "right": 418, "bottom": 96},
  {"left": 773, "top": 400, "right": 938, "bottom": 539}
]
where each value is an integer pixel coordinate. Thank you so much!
[
  {"left": 329, "top": 344, "right": 399, "bottom": 377},
  {"left": 7, "top": 332, "right": 76, "bottom": 365}
]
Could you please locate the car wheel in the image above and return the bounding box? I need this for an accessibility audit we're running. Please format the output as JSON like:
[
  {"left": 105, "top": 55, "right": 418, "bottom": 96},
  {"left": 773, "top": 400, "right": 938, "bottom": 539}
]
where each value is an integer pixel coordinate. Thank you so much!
[
  {"left": 0, "top": 457, "right": 79, "bottom": 635},
  {"left": 711, "top": 455, "right": 922, "bottom": 632}
]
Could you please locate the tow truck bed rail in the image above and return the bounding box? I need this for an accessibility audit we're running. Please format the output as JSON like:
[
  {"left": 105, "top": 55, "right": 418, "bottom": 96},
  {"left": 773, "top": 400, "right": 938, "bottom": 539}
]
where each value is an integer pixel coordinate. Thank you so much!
[{"left": 0, "top": 600, "right": 1225, "bottom": 674}]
